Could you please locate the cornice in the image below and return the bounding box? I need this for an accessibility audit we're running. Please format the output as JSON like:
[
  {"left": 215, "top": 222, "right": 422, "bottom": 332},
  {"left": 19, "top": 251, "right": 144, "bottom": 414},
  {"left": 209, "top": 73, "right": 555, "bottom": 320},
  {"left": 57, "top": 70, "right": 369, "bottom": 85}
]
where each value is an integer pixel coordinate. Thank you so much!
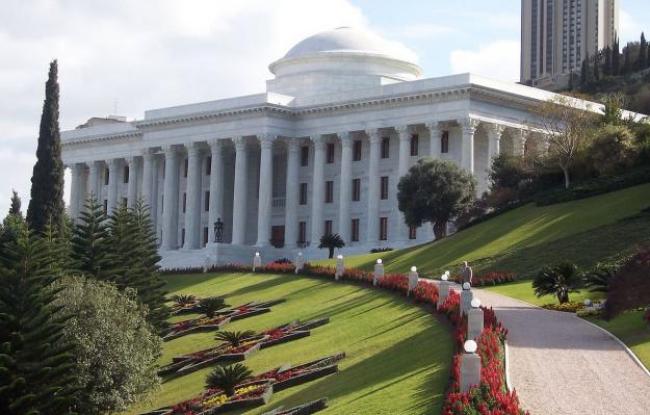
[{"left": 62, "top": 130, "right": 142, "bottom": 147}]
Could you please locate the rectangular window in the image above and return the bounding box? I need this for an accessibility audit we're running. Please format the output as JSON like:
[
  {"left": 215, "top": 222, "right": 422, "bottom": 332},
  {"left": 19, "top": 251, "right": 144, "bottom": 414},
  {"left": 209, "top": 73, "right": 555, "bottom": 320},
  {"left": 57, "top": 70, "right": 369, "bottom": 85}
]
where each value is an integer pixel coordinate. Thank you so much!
[
  {"left": 103, "top": 199, "right": 108, "bottom": 213},
  {"left": 379, "top": 217, "right": 388, "bottom": 241},
  {"left": 104, "top": 168, "right": 110, "bottom": 185},
  {"left": 181, "top": 228, "right": 185, "bottom": 246},
  {"left": 301, "top": 146, "right": 309, "bottom": 166},
  {"left": 182, "top": 193, "right": 187, "bottom": 213},
  {"left": 324, "top": 220, "right": 333, "bottom": 236},
  {"left": 352, "top": 178, "right": 361, "bottom": 202},
  {"left": 380, "top": 176, "right": 389, "bottom": 200},
  {"left": 299, "top": 183, "right": 308, "bottom": 205},
  {"left": 381, "top": 137, "right": 390, "bottom": 159},
  {"left": 410, "top": 134, "right": 419, "bottom": 156},
  {"left": 184, "top": 158, "right": 188, "bottom": 178},
  {"left": 351, "top": 218, "right": 360, "bottom": 242},
  {"left": 122, "top": 197, "right": 127, "bottom": 207},
  {"left": 205, "top": 191, "right": 210, "bottom": 211},
  {"left": 441, "top": 131, "right": 450, "bottom": 154},
  {"left": 298, "top": 221, "right": 307, "bottom": 244},
  {"left": 353, "top": 140, "right": 362, "bottom": 161},
  {"left": 326, "top": 143, "right": 335, "bottom": 164},
  {"left": 325, "top": 181, "right": 334, "bottom": 203},
  {"left": 203, "top": 227, "right": 209, "bottom": 246},
  {"left": 123, "top": 165, "right": 129, "bottom": 183},
  {"left": 206, "top": 156, "right": 212, "bottom": 175},
  {"left": 409, "top": 225, "right": 417, "bottom": 240}
]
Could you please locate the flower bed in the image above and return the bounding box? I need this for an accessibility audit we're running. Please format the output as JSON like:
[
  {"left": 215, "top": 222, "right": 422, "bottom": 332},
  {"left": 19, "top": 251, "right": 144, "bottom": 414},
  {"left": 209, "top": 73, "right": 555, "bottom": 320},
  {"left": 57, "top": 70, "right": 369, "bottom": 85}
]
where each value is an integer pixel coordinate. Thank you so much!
[
  {"left": 160, "top": 318, "right": 330, "bottom": 377},
  {"left": 541, "top": 301, "right": 585, "bottom": 313},
  {"left": 261, "top": 398, "right": 328, "bottom": 415},
  {"left": 163, "top": 300, "right": 284, "bottom": 341},
  {"left": 163, "top": 380, "right": 273, "bottom": 415},
  {"left": 254, "top": 353, "right": 345, "bottom": 391},
  {"left": 454, "top": 271, "right": 517, "bottom": 287}
]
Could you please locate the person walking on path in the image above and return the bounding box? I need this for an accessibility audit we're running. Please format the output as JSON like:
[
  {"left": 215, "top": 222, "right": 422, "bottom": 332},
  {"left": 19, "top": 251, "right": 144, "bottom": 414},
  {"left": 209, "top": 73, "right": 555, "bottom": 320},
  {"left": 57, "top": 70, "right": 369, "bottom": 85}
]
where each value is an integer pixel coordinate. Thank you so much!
[{"left": 461, "top": 261, "right": 473, "bottom": 285}]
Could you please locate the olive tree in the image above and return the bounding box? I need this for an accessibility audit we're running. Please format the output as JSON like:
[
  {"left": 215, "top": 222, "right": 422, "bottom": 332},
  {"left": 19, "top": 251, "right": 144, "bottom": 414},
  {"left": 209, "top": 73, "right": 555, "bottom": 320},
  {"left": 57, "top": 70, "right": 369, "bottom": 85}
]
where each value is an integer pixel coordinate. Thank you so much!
[
  {"left": 397, "top": 159, "right": 476, "bottom": 240},
  {"left": 53, "top": 276, "right": 161, "bottom": 414}
]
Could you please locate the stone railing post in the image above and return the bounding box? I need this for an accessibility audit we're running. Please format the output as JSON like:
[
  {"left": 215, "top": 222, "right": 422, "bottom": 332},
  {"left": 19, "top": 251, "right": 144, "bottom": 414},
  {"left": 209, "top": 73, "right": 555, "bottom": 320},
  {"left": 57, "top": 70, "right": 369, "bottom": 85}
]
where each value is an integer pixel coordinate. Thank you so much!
[
  {"left": 460, "top": 340, "right": 481, "bottom": 392},
  {"left": 253, "top": 252, "right": 262, "bottom": 272},
  {"left": 335, "top": 255, "right": 344, "bottom": 280},
  {"left": 407, "top": 266, "right": 419, "bottom": 296},
  {"left": 467, "top": 298, "right": 484, "bottom": 340},
  {"left": 295, "top": 252, "right": 304, "bottom": 274},
  {"left": 373, "top": 259, "right": 384, "bottom": 286},
  {"left": 460, "top": 282, "right": 474, "bottom": 317}
]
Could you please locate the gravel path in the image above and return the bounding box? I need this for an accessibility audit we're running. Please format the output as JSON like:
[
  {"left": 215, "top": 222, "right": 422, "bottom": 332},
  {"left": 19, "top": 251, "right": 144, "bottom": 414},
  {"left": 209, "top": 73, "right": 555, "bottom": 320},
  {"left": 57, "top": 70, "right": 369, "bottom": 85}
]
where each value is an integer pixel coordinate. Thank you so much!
[{"left": 473, "top": 288, "right": 650, "bottom": 415}]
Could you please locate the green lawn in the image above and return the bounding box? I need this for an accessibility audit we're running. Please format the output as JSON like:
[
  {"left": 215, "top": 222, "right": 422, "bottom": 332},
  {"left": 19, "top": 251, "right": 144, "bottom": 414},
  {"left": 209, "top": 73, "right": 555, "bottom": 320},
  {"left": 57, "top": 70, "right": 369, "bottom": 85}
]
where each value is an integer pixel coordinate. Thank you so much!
[
  {"left": 124, "top": 272, "right": 452, "bottom": 415},
  {"left": 316, "top": 184, "right": 650, "bottom": 279},
  {"left": 587, "top": 310, "right": 650, "bottom": 370},
  {"left": 483, "top": 280, "right": 604, "bottom": 307}
]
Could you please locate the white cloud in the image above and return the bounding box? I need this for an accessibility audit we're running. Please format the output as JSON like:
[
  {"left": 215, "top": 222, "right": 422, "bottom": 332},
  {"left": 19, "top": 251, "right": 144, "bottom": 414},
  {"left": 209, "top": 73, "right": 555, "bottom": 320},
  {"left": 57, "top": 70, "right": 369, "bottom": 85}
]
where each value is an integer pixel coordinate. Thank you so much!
[
  {"left": 449, "top": 40, "right": 520, "bottom": 82},
  {"left": 0, "top": 0, "right": 386, "bottom": 216}
]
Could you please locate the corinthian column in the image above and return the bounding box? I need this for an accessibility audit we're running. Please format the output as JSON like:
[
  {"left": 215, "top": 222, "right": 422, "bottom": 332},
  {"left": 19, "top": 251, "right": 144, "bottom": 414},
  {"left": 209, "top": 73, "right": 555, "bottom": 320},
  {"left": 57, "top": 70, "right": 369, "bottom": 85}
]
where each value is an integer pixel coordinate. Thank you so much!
[
  {"left": 487, "top": 124, "right": 505, "bottom": 164},
  {"left": 87, "top": 161, "right": 100, "bottom": 202},
  {"left": 106, "top": 158, "right": 120, "bottom": 213},
  {"left": 69, "top": 163, "right": 83, "bottom": 221},
  {"left": 428, "top": 122, "right": 441, "bottom": 159},
  {"left": 310, "top": 135, "right": 326, "bottom": 245},
  {"left": 366, "top": 129, "right": 381, "bottom": 243},
  {"left": 337, "top": 132, "right": 352, "bottom": 243},
  {"left": 161, "top": 146, "right": 180, "bottom": 250},
  {"left": 256, "top": 134, "right": 274, "bottom": 247},
  {"left": 232, "top": 137, "right": 248, "bottom": 245},
  {"left": 126, "top": 157, "right": 138, "bottom": 208},
  {"left": 184, "top": 143, "right": 203, "bottom": 249},
  {"left": 207, "top": 139, "right": 224, "bottom": 244},
  {"left": 141, "top": 150, "right": 155, "bottom": 211},
  {"left": 460, "top": 118, "right": 479, "bottom": 174},
  {"left": 396, "top": 126, "right": 413, "bottom": 242},
  {"left": 284, "top": 139, "right": 299, "bottom": 249}
]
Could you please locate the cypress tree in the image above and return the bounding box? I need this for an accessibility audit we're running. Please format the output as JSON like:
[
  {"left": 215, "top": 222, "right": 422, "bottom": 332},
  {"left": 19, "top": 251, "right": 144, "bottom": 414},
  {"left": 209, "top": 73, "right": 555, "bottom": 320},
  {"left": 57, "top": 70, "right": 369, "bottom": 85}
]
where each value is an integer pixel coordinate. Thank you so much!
[
  {"left": 604, "top": 46, "right": 612, "bottom": 76},
  {"left": 26, "top": 60, "right": 65, "bottom": 235},
  {"left": 0, "top": 228, "right": 78, "bottom": 414},
  {"left": 70, "top": 197, "right": 114, "bottom": 281},
  {"left": 640, "top": 33, "right": 648, "bottom": 69},
  {"left": 593, "top": 52, "right": 600, "bottom": 81},
  {"left": 8, "top": 191, "right": 21, "bottom": 218},
  {"left": 623, "top": 44, "right": 632, "bottom": 74},
  {"left": 612, "top": 37, "right": 620, "bottom": 75}
]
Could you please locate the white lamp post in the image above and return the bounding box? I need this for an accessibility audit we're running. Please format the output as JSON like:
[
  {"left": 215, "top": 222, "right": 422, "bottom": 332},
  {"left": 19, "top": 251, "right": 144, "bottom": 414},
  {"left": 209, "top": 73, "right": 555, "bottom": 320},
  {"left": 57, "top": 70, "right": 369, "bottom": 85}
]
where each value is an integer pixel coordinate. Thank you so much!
[
  {"left": 461, "top": 339, "right": 481, "bottom": 392},
  {"left": 335, "top": 254, "right": 344, "bottom": 280},
  {"left": 253, "top": 251, "right": 262, "bottom": 272},
  {"left": 407, "top": 266, "right": 419, "bottom": 296},
  {"left": 467, "top": 297, "right": 484, "bottom": 340},
  {"left": 373, "top": 258, "right": 384, "bottom": 286},
  {"left": 295, "top": 251, "right": 304, "bottom": 274}
]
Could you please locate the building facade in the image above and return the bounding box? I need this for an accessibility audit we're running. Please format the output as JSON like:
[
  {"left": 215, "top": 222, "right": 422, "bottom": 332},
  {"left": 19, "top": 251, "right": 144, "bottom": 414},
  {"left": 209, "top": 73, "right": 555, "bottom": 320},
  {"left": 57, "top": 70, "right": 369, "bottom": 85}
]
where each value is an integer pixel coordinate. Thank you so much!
[
  {"left": 521, "top": 0, "right": 619, "bottom": 89},
  {"left": 62, "top": 27, "right": 594, "bottom": 268}
]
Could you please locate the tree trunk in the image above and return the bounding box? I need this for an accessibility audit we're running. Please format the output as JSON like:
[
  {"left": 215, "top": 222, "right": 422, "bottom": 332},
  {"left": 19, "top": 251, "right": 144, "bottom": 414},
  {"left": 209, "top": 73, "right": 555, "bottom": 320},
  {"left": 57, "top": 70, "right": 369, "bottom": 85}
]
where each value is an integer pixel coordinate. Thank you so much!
[
  {"left": 557, "top": 289, "right": 569, "bottom": 304},
  {"left": 328, "top": 247, "right": 334, "bottom": 259},
  {"left": 562, "top": 167, "right": 571, "bottom": 189},
  {"left": 433, "top": 221, "right": 447, "bottom": 240}
]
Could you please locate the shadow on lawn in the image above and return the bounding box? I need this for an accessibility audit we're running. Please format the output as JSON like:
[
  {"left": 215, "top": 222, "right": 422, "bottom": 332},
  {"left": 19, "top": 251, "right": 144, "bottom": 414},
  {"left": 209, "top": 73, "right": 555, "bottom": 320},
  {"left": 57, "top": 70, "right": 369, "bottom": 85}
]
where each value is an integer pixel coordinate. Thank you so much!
[{"left": 231, "top": 328, "right": 451, "bottom": 415}]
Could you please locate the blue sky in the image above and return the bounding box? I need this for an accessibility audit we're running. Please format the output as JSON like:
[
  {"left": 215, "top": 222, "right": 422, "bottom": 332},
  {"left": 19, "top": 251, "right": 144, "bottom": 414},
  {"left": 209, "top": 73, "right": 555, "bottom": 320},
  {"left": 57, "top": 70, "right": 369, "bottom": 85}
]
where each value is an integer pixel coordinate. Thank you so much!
[{"left": 1, "top": 0, "right": 649, "bottom": 216}]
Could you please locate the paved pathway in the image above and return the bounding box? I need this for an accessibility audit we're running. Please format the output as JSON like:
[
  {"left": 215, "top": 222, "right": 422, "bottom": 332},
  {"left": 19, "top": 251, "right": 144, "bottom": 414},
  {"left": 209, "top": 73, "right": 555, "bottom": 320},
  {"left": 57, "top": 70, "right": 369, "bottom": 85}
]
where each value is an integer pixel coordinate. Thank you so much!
[{"left": 473, "top": 288, "right": 650, "bottom": 415}]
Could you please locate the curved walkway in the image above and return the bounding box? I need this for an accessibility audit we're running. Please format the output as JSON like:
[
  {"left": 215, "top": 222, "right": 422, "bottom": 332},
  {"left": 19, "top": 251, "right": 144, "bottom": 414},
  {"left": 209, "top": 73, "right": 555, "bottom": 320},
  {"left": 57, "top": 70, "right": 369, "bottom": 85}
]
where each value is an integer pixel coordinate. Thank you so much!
[{"left": 474, "top": 288, "right": 650, "bottom": 415}]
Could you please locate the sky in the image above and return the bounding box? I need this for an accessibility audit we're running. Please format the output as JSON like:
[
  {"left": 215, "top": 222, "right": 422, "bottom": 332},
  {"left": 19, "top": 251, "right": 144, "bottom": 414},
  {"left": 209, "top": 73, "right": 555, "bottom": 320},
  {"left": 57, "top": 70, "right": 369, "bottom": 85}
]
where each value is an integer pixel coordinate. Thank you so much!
[{"left": 1, "top": 0, "right": 650, "bottom": 217}]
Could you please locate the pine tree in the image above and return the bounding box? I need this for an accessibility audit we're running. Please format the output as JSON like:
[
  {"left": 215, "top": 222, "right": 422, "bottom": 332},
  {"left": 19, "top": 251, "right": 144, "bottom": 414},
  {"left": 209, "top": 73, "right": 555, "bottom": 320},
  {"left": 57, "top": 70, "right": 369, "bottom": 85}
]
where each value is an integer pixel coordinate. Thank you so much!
[
  {"left": 0, "top": 228, "right": 78, "bottom": 414},
  {"left": 640, "top": 33, "right": 648, "bottom": 69},
  {"left": 8, "top": 191, "right": 21, "bottom": 218},
  {"left": 70, "top": 197, "right": 114, "bottom": 281},
  {"left": 106, "top": 203, "right": 168, "bottom": 332},
  {"left": 612, "top": 37, "right": 621, "bottom": 75},
  {"left": 42, "top": 218, "right": 72, "bottom": 278},
  {"left": 26, "top": 60, "right": 65, "bottom": 235}
]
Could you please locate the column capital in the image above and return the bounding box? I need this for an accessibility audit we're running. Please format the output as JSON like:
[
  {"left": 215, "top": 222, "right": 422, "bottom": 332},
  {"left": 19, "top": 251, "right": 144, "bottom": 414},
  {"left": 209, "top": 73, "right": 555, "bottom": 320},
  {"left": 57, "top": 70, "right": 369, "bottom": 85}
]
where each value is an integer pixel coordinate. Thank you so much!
[
  {"left": 185, "top": 142, "right": 202, "bottom": 157},
  {"left": 460, "top": 118, "right": 480, "bottom": 133},
  {"left": 426, "top": 121, "right": 441, "bottom": 132},
  {"left": 125, "top": 156, "right": 136, "bottom": 165},
  {"left": 310, "top": 134, "right": 327, "bottom": 150},
  {"left": 162, "top": 145, "right": 178, "bottom": 155},
  {"left": 517, "top": 128, "right": 530, "bottom": 141},
  {"left": 395, "top": 125, "right": 413, "bottom": 139},
  {"left": 141, "top": 148, "right": 155, "bottom": 159},
  {"left": 487, "top": 123, "right": 506, "bottom": 137},
  {"left": 338, "top": 131, "right": 353, "bottom": 147},
  {"left": 85, "top": 160, "right": 97, "bottom": 168},
  {"left": 107, "top": 158, "right": 120, "bottom": 168},
  {"left": 258, "top": 133, "right": 274, "bottom": 149},
  {"left": 286, "top": 138, "right": 300, "bottom": 152},
  {"left": 365, "top": 128, "right": 381, "bottom": 144},
  {"left": 232, "top": 136, "right": 247, "bottom": 150}
]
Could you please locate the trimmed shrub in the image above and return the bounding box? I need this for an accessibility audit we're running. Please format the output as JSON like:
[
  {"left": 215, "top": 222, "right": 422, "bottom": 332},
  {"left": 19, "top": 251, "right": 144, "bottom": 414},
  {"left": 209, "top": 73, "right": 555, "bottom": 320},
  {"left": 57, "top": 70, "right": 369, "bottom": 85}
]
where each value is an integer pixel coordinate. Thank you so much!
[{"left": 604, "top": 248, "right": 650, "bottom": 319}]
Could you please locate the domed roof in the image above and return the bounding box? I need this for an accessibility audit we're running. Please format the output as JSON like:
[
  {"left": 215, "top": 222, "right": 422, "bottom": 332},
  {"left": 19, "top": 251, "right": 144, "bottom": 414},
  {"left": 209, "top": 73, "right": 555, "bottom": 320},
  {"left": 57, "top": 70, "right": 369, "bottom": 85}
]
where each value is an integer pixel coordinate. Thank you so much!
[{"left": 280, "top": 27, "right": 417, "bottom": 64}]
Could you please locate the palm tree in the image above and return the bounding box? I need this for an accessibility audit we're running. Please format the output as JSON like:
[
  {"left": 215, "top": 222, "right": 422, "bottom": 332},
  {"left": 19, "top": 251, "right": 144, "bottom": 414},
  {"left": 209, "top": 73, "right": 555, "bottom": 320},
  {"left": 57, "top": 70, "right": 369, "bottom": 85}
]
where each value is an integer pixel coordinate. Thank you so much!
[
  {"left": 198, "top": 297, "right": 226, "bottom": 318},
  {"left": 206, "top": 363, "right": 253, "bottom": 396},
  {"left": 318, "top": 233, "right": 345, "bottom": 259},
  {"left": 583, "top": 263, "right": 618, "bottom": 293},
  {"left": 214, "top": 330, "right": 256, "bottom": 348},
  {"left": 172, "top": 293, "right": 197, "bottom": 306},
  {"left": 533, "top": 262, "right": 581, "bottom": 304}
]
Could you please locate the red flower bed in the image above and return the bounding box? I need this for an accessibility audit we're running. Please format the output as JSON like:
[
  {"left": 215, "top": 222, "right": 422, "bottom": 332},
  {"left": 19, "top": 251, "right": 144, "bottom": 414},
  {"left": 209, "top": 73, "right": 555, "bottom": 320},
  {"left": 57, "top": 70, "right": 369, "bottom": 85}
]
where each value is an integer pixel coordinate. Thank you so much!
[{"left": 454, "top": 271, "right": 517, "bottom": 287}]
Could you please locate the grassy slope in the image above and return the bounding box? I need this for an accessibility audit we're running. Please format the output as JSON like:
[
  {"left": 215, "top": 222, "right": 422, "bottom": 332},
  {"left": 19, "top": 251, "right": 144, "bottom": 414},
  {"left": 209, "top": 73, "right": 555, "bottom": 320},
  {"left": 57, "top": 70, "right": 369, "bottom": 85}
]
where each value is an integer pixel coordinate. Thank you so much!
[
  {"left": 124, "top": 273, "right": 452, "bottom": 415},
  {"left": 316, "top": 183, "right": 650, "bottom": 278}
]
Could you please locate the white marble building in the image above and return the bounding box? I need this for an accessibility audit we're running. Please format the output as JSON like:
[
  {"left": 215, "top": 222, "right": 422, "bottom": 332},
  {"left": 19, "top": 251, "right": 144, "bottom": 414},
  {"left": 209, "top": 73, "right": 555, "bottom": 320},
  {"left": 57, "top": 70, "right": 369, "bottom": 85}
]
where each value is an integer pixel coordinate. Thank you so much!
[{"left": 61, "top": 27, "right": 599, "bottom": 268}]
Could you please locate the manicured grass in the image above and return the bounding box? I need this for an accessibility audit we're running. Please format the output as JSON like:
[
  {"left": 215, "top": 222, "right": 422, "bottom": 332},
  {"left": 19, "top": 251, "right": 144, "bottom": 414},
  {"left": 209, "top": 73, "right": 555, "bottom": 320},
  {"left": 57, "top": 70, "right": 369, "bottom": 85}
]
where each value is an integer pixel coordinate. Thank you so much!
[
  {"left": 483, "top": 280, "right": 604, "bottom": 307},
  {"left": 315, "top": 184, "right": 650, "bottom": 278},
  {"left": 587, "top": 310, "right": 650, "bottom": 370},
  {"left": 123, "top": 272, "right": 452, "bottom": 415}
]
